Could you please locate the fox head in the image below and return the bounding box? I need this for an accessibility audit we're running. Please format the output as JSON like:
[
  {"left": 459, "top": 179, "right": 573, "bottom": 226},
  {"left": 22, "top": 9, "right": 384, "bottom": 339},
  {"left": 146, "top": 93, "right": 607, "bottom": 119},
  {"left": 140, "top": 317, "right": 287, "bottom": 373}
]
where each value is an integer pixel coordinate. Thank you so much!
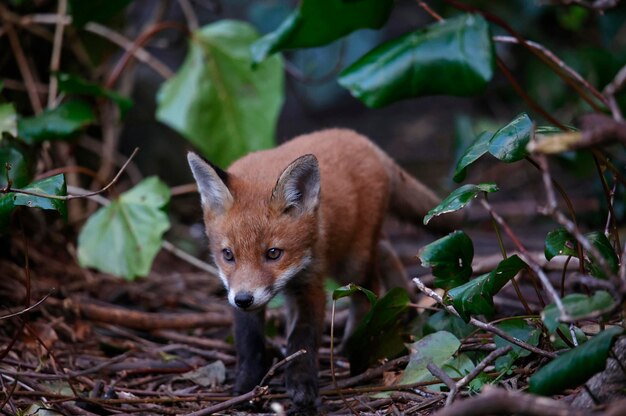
[{"left": 187, "top": 152, "right": 321, "bottom": 311}]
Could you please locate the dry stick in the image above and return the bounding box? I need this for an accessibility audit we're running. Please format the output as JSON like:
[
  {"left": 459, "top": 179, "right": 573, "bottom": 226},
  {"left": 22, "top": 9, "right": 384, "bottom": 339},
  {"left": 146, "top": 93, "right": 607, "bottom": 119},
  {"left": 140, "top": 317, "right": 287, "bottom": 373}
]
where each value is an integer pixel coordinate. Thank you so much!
[
  {"left": 1, "top": 148, "right": 139, "bottom": 201},
  {"left": 84, "top": 22, "right": 174, "bottom": 80},
  {"left": 432, "top": 385, "right": 589, "bottom": 416},
  {"left": 0, "top": 290, "right": 54, "bottom": 321},
  {"left": 427, "top": 362, "right": 457, "bottom": 401},
  {"left": 603, "top": 62, "right": 626, "bottom": 121},
  {"left": 3, "top": 21, "right": 43, "bottom": 114},
  {"left": 447, "top": 346, "right": 512, "bottom": 406},
  {"left": 177, "top": 0, "right": 199, "bottom": 31},
  {"left": 259, "top": 349, "right": 307, "bottom": 387},
  {"left": 413, "top": 277, "right": 556, "bottom": 359},
  {"left": 479, "top": 198, "right": 570, "bottom": 323},
  {"left": 47, "top": 0, "right": 67, "bottom": 108}
]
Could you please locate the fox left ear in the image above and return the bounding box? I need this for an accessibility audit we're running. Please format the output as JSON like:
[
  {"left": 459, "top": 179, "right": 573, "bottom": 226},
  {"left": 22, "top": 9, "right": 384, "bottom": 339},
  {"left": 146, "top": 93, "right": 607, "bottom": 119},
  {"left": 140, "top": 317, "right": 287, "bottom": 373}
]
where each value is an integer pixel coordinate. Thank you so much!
[{"left": 272, "top": 154, "right": 320, "bottom": 215}]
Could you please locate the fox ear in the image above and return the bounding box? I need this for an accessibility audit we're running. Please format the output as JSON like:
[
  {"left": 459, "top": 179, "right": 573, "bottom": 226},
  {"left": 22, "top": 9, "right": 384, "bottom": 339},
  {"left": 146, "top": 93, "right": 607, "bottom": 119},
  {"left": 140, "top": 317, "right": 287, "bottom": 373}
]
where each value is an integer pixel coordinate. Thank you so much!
[
  {"left": 187, "top": 152, "right": 233, "bottom": 215},
  {"left": 272, "top": 154, "right": 320, "bottom": 215}
]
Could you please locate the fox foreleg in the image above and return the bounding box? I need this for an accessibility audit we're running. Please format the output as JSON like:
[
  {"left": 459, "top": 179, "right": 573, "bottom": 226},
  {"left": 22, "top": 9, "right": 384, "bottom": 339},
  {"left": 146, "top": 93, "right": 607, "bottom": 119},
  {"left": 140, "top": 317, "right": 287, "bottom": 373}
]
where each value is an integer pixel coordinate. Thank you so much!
[{"left": 233, "top": 308, "right": 270, "bottom": 394}]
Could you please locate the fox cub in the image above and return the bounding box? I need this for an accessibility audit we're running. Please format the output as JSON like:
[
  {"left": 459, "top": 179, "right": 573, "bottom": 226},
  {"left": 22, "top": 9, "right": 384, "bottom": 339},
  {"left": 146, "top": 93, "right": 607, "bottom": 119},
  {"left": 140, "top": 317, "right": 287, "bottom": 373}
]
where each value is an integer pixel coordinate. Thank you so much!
[{"left": 188, "top": 129, "right": 457, "bottom": 413}]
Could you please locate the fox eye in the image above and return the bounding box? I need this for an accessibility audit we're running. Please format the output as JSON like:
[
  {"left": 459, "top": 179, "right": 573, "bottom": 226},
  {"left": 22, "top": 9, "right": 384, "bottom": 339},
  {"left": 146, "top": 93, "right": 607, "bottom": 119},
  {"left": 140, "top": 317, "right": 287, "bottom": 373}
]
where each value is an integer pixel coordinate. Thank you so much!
[
  {"left": 266, "top": 248, "right": 283, "bottom": 260},
  {"left": 222, "top": 248, "right": 234, "bottom": 262}
]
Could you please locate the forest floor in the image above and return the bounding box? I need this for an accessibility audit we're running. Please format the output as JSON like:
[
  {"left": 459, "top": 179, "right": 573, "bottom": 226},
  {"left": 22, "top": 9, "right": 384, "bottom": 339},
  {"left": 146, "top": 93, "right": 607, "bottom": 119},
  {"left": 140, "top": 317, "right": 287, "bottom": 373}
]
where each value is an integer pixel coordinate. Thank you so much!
[{"left": 2, "top": 195, "right": 617, "bottom": 416}]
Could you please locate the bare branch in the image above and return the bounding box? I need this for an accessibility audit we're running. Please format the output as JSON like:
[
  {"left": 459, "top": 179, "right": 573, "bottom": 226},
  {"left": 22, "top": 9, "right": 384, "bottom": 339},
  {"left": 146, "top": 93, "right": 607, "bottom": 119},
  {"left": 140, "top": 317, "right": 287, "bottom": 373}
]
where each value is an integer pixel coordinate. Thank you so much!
[{"left": 47, "top": 0, "right": 67, "bottom": 108}]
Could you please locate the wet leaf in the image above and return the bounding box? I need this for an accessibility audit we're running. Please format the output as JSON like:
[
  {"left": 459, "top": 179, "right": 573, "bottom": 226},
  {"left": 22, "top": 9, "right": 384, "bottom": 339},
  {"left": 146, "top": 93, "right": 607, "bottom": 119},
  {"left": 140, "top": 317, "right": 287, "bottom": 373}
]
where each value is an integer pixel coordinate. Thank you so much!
[
  {"left": 339, "top": 14, "right": 494, "bottom": 108},
  {"left": 18, "top": 101, "right": 95, "bottom": 144},
  {"left": 453, "top": 131, "right": 492, "bottom": 183},
  {"left": 156, "top": 20, "right": 283, "bottom": 168},
  {"left": 251, "top": 0, "right": 393, "bottom": 64},
  {"left": 488, "top": 113, "right": 532, "bottom": 162},
  {"left": 545, "top": 228, "right": 578, "bottom": 261},
  {"left": 418, "top": 231, "right": 474, "bottom": 289},
  {"left": 528, "top": 327, "right": 623, "bottom": 396},
  {"left": 541, "top": 291, "right": 613, "bottom": 334},
  {"left": 345, "top": 287, "right": 410, "bottom": 375},
  {"left": 77, "top": 177, "right": 171, "bottom": 280},
  {"left": 447, "top": 255, "right": 526, "bottom": 322},
  {"left": 424, "top": 183, "right": 498, "bottom": 225},
  {"left": 57, "top": 73, "right": 133, "bottom": 116}
]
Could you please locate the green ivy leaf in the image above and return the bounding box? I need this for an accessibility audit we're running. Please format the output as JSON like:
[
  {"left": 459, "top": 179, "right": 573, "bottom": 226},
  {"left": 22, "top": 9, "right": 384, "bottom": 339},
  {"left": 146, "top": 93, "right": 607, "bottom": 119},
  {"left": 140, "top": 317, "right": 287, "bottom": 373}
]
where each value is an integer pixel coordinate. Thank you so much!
[
  {"left": 57, "top": 73, "right": 133, "bottom": 116},
  {"left": 0, "top": 174, "right": 67, "bottom": 231},
  {"left": 77, "top": 177, "right": 171, "bottom": 280},
  {"left": 424, "top": 310, "right": 475, "bottom": 340},
  {"left": 453, "top": 131, "right": 492, "bottom": 183},
  {"left": 345, "top": 287, "right": 410, "bottom": 375},
  {"left": 541, "top": 291, "right": 614, "bottom": 334},
  {"left": 251, "top": 0, "right": 394, "bottom": 64},
  {"left": 529, "top": 327, "right": 623, "bottom": 396},
  {"left": 488, "top": 113, "right": 532, "bottom": 162},
  {"left": 494, "top": 318, "right": 541, "bottom": 371},
  {"left": 0, "top": 140, "right": 32, "bottom": 188},
  {"left": 424, "top": 183, "right": 498, "bottom": 225},
  {"left": 545, "top": 228, "right": 618, "bottom": 279},
  {"left": 332, "top": 283, "right": 377, "bottom": 306},
  {"left": 156, "top": 20, "right": 284, "bottom": 168},
  {"left": 447, "top": 255, "right": 526, "bottom": 322},
  {"left": 0, "top": 103, "right": 17, "bottom": 138},
  {"left": 418, "top": 231, "right": 474, "bottom": 290},
  {"left": 18, "top": 101, "right": 95, "bottom": 144},
  {"left": 338, "top": 14, "right": 494, "bottom": 108},
  {"left": 398, "top": 331, "right": 461, "bottom": 385}
]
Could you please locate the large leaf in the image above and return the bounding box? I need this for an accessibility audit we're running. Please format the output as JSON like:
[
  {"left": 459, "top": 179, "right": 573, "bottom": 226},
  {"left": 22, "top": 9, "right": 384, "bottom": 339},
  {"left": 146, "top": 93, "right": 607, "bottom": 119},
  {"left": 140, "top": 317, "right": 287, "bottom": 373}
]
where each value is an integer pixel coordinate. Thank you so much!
[
  {"left": 345, "top": 287, "right": 410, "bottom": 375},
  {"left": 18, "top": 101, "right": 95, "bottom": 144},
  {"left": 57, "top": 73, "right": 133, "bottom": 116},
  {"left": 494, "top": 318, "right": 541, "bottom": 371},
  {"left": 424, "top": 310, "right": 475, "bottom": 339},
  {"left": 69, "top": 0, "right": 132, "bottom": 27},
  {"left": 424, "top": 183, "right": 498, "bottom": 225},
  {"left": 528, "top": 327, "right": 623, "bottom": 396},
  {"left": 545, "top": 228, "right": 618, "bottom": 279},
  {"left": 156, "top": 20, "right": 283, "bottom": 168},
  {"left": 488, "top": 113, "right": 532, "bottom": 162},
  {"left": 0, "top": 102, "right": 17, "bottom": 138},
  {"left": 447, "top": 255, "right": 526, "bottom": 322},
  {"left": 418, "top": 231, "right": 474, "bottom": 290},
  {"left": 541, "top": 291, "right": 614, "bottom": 334},
  {"left": 0, "top": 140, "right": 31, "bottom": 188},
  {"left": 0, "top": 174, "right": 67, "bottom": 231},
  {"left": 453, "top": 131, "right": 492, "bottom": 183},
  {"left": 398, "top": 331, "right": 461, "bottom": 385},
  {"left": 338, "top": 14, "right": 494, "bottom": 108},
  {"left": 77, "top": 177, "right": 171, "bottom": 280},
  {"left": 251, "top": 0, "right": 393, "bottom": 64}
]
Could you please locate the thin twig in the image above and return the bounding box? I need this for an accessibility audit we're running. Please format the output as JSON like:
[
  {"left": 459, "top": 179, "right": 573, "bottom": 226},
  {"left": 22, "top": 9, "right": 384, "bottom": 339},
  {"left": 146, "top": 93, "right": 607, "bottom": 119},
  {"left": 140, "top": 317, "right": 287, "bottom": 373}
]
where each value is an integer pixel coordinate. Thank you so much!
[
  {"left": 603, "top": 62, "right": 626, "bottom": 121},
  {"left": 47, "top": 0, "right": 67, "bottom": 108},
  {"left": 177, "top": 0, "right": 199, "bottom": 31},
  {"left": 0, "top": 290, "right": 54, "bottom": 321},
  {"left": 259, "top": 349, "right": 307, "bottom": 387},
  {"left": 184, "top": 386, "right": 268, "bottom": 416},
  {"left": 427, "top": 362, "right": 457, "bottom": 404},
  {"left": 1, "top": 148, "right": 139, "bottom": 201},
  {"left": 413, "top": 277, "right": 557, "bottom": 359}
]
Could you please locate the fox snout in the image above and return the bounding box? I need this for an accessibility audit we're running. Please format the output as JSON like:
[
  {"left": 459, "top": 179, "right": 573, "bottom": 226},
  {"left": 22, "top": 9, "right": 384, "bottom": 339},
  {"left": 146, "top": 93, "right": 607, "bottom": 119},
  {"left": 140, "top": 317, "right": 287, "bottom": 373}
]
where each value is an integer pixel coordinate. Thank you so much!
[{"left": 227, "top": 287, "right": 274, "bottom": 311}]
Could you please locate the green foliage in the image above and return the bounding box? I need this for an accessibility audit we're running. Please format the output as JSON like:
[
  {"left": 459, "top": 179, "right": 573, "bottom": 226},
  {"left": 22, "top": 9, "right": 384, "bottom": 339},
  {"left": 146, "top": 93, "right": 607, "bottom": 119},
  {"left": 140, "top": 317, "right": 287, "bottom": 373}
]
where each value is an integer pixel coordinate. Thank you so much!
[
  {"left": 447, "top": 255, "right": 526, "bottom": 322},
  {"left": 57, "top": 73, "right": 133, "bottom": 116},
  {"left": 0, "top": 140, "right": 31, "bottom": 188},
  {"left": 529, "top": 327, "right": 624, "bottom": 396},
  {"left": 251, "top": 0, "right": 393, "bottom": 64},
  {"left": 332, "top": 282, "right": 377, "bottom": 305},
  {"left": 156, "top": 20, "right": 284, "bottom": 168},
  {"left": 77, "top": 177, "right": 171, "bottom": 280},
  {"left": 0, "top": 174, "right": 67, "bottom": 231},
  {"left": 424, "top": 310, "right": 475, "bottom": 340},
  {"left": 398, "top": 331, "right": 461, "bottom": 385},
  {"left": 424, "top": 183, "right": 498, "bottom": 225},
  {"left": 344, "top": 287, "right": 410, "bottom": 375},
  {"left": 488, "top": 113, "right": 532, "bottom": 162},
  {"left": 454, "top": 131, "right": 492, "bottom": 182},
  {"left": 17, "top": 101, "right": 95, "bottom": 144},
  {"left": 0, "top": 103, "right": 17, "bottom": 137},
  {"left": 541, "top": 291, "right": 614, "bottom": 334},
  {"left": 493, "top": 319, "right": 541, "bottom": 371},
  {"left": 545, "top": 228, "right": 619, "bottom": 279},
  {"left": 418, "top": 231, "right": 474, "bottom": 289},
  {"left": 339, "top": 14, "right": 495, "bottom": 108}
]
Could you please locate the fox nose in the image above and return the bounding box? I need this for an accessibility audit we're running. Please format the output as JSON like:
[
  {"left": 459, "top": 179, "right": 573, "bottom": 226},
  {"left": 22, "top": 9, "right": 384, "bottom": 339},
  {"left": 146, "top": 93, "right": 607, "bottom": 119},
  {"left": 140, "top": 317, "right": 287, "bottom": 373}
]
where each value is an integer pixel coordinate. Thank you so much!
[{"left": 234, "top": 292, "right": 254, "bottom": 309}]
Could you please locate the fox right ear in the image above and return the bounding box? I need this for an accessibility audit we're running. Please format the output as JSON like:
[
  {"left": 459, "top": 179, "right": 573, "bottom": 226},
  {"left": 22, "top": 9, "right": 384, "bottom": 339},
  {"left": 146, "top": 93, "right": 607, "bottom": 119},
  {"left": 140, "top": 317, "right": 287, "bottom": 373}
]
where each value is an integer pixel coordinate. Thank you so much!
[{"left": 187, "top": 152, "right": 233, "bottom": 215}]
